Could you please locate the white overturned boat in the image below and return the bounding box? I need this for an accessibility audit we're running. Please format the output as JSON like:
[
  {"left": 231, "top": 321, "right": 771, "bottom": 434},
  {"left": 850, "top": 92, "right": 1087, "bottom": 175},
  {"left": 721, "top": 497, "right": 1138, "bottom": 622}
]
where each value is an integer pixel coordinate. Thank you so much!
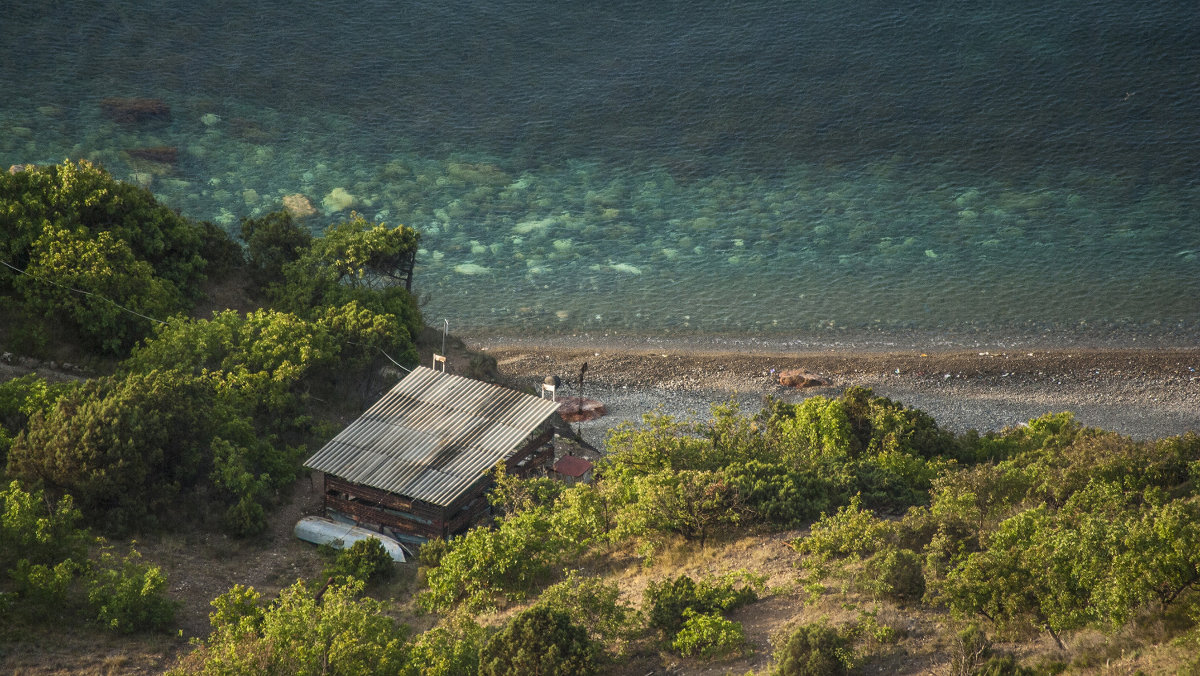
[{"left": 293, "top": 516, "right": 407, "bottom": 563}]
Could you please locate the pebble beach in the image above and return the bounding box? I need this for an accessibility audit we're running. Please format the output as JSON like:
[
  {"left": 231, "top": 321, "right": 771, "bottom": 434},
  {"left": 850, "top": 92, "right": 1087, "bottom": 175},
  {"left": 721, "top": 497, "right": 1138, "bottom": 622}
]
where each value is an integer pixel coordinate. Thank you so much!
[{"left": 477, "top": 338, "right": 1200, "bottom": 448}]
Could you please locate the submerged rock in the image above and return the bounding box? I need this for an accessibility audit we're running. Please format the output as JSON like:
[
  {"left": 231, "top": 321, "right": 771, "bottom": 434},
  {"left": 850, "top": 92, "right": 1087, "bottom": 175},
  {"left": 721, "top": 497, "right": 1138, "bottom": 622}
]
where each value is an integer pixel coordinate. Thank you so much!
[
  {"left": 322, "top": 187, "right": 357, "bottom": 212},
  {"left": 127, "top": 146, "right": 178, "bottom": 164},
  {"left": 453, "top": 263, "right": 490, "bottom": 275},
  {"left": 99, "top": 97, "right": 170, "bottom": 123},
  {"left": 283, "top": 193, "right": 319, "bottom": 218}
]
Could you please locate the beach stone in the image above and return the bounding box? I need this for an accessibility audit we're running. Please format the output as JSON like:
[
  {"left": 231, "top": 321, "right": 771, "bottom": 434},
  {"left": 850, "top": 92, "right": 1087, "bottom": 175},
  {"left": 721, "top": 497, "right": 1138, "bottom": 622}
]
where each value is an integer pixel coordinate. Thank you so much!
[
  {"left": 557, "top": 397, "right": 607, "bottom": 422},
  {"left": 322, "top": 187, "right": 357, "bottom": 212},
  {"left": 99, "top": 97, "right": 170, "bottom": 123},
  {"left": 283, "top": 193, "right": 319, "bottom": 219},
  {"left": 778, "top": 369, "right": 831, "bottom": 388}
]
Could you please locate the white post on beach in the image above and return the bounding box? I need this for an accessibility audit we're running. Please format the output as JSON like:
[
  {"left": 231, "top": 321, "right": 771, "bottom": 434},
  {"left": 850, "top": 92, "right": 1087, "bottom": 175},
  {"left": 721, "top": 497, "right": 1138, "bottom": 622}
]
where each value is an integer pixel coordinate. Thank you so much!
[
  {"left": 542, "top": 383, "right": 556, "bottom": 401},
  {"left": 432, "top": 354, "right": 446, "bottom": 372}
]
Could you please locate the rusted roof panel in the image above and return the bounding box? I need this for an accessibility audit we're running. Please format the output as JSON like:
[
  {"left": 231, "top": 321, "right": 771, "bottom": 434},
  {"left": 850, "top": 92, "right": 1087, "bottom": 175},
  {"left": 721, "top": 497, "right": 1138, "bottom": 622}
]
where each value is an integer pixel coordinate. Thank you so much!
[{"left": 304, "top": 366, "right": 559, "bottom": 507}]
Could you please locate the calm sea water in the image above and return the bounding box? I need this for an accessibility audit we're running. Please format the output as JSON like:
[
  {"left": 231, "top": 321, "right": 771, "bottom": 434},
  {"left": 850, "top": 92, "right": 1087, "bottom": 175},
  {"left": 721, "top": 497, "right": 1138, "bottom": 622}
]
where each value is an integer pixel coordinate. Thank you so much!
[{"left": 3, "top": 1, "right": 1198, "bottom": 344}]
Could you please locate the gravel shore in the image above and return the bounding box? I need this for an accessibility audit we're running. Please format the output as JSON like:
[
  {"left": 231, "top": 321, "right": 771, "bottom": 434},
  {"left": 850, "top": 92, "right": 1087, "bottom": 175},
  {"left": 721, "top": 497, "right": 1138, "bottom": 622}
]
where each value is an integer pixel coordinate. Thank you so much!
[{"left": 471, "top": 337, "right": 1200, "bottom": 449}]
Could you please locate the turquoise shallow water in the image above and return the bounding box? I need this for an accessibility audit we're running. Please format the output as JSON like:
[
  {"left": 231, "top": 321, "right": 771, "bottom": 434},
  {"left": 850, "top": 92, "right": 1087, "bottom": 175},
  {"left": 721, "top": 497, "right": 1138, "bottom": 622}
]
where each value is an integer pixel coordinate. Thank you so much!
[{"left": 3, "top": 1, "right": 1198, "bottom": 342}]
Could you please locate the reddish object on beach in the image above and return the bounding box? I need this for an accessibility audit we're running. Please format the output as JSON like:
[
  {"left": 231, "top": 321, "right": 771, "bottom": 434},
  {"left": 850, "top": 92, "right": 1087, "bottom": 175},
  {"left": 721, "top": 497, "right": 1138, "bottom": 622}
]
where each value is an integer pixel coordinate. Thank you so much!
[
  {"left": 558, "top": 397, "right": 607, "bottom": 422},
  {"left": 778, "top": 369, "right": 831, "bottom": 388}
]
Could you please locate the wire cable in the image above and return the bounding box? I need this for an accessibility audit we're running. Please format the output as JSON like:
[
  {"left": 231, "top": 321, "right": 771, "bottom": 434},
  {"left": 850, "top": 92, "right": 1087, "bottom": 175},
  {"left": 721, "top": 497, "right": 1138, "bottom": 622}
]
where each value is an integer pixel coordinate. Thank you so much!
[{"left": 1, "top": 258, "right": 167, "bottom": 325}]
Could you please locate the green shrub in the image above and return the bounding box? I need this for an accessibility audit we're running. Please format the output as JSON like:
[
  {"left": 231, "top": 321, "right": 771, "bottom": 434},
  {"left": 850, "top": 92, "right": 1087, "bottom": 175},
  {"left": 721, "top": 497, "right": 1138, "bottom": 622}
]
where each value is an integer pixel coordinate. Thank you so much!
[
  {"left": 240, "top": 211, "right": 311, "bottom": 289},
  {"left": 418, "top": 537, "right": 448, "bottom": 568},
  {"left": 323, "top": 538, "right": 395, "bottom": 586},
  {"left": 792, "top": 494, "right": 891, "bottom": 561},
  {"left": 864, "top": 547, "right": 926, "bottom": 602},
  {"left": 672, "top": 609, "right": 746, "bottom": 659},
  {"left": 644, "top": 571, "right": 763, "bottom": 637},
  {"left": 478, "top": 606, "right": 596, "bottom": 676},
  {"left": 173, "top": 580, "right": 410, "bottom": 675},
  {"left": 409, "top": 611, "right": 486, "bottom": 676},
  {"left": 0, "top": 160, "right": 217, "bottom": 354},
  {"left": 87, "top": 544, "right": 178, "bottom": 634},
  {"left": 771, "top": 621, "right": 849, "bottom": 676},
  {"left": 536, "top": 570, "right": 641, "bottom": 652}
]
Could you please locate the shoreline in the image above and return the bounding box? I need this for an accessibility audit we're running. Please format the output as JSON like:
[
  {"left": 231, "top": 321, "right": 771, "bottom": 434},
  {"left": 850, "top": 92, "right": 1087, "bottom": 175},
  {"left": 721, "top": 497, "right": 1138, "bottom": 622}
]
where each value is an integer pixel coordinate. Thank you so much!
[{"left": 466, "top": 338, "right": 1200, "bottom": 446}]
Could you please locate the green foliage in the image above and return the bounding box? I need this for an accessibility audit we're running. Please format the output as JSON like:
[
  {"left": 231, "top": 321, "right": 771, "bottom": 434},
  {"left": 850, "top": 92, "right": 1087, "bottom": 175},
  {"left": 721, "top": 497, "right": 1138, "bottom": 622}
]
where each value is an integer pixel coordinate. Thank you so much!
[
  {"left": 86, "top": 543, "right": 178, "bottom": 634},
  {"left": 488, "top": 464, "right": 565, "bottom": 517},
  {"left": 207, "top": 584, "right": 264, "bottom": 633},
  {"left": 722, "top": 459, "right": 833, "bottom": 526},
  {"left": 478, "top": 605, "right": 597, "bottom": 676},
  {"left": 0, "top": 160, "right": 218, "bottom": 354},
  {"left": 418, "top": 507, "right": 571, "bottom": 612},
  {"left": 240, "top": 211, "right": 312, "bottom": 289},
  {"left": 643, "top": 571, "right": 764, "bottom": 638},
  {"left": 536, "top": 570, "right": 641, "bottom": 652},
  {"left": 0, "top": 376, "right": 74, "bottom": 469},
  {"left": 864, "top": 547, "right": 926, "bottom": 602},
  {"left": 6, "top": 369, "right": 298, "bottom": 535},
  {"left": 418, "top": 537, "right": 448, "bottom": 568},
  {"left": 672, "top": 609, "right": 746, "bottom": 659},
  {"left": 19, "top": 223, "right": 180, "bottom": 353},
  {"left": 323, "top": 538, "right": 395, "bottom": 586},
  {"left": 771, "top": 621, "right": 850, "bottom": 676},
  {"left": 936, "top": 491, "right": 1200, "bottom": 648},
  {"left": 174, "top": 580, "right": 411, "bottom": 675},
  {"left": 0, "top": 480, "right": 90, "bottom": 573},
  {"left": 628, "top": 469, "right": 741, "bottom": 548},
  {"left": 792, "top": 495, "right": 892, "bottom": 561},
  {"left": 408, "top": 611, "right": 486, "bottom": 676},
  {"left": 273, "top": 213, "right": 422, "bottom": 339}
]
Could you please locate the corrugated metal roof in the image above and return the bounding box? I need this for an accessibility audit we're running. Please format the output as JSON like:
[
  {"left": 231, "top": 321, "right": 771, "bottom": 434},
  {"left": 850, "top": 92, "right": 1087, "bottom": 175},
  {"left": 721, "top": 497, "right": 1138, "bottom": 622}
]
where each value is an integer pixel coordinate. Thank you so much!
[{"left": 304, "top": 366, "right": 560, "bottom": 507}]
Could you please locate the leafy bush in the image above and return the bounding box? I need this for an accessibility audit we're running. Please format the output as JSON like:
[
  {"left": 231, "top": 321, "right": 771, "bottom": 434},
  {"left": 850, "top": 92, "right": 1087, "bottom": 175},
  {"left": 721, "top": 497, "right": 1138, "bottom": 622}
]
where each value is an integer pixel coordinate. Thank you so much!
[
  {"left": 864, "top": 546, "right": 926, "bottom": 602},
  {"left": 537, "top": 570, "right": 641, "bottom": 652},
  {"left": 86, "top": 544, "right": 178, "bottom": 634},
  {"left": 0, "top": 480, "right": 90, "bottom": 573},
  {"left": 771, "top": 621, "right": 849, "bottom": 676},
  {"left": 792, "top": 494, "right": 892, "bottom": 561},
  {"left": 644, "top": 571, "right": 763, "bottom": 637},
  {"left": 239, "top": 211, "right": 312, "bottom": 290},
  {"left": 0, "top": 160, "right": 216, "bottom": 354},
  {"left": 323, "top": 538, "right": 395, "bottom": 586},
  {"left": 409, "top": 611, "right": 486, "bottom": 676},
  {"left": 723, "top": 459, "right": 835, "bottom": 526},
  {"left": 419, "top": 508, "right": 574, "bottom": 612},
  {"left": 418, "top": 537, "right": 448, "bottom": 568},
  {"left": 273, "top": 214, "right": 422, "bottom": 339},
  {"left": 672, "top": 609, "right": 746, "bottom": 659},
  {"left": 173, "top": 580, "right": 410, "bottom": 675},
  {"left": 478, "top": 606, "right": 596, "bottom": 676},
  {"left": 7, "top": 369, "right": 299, "bottom": 535},
  {"left": 0, "top": 375, "right": 74, "bottom": 465}
]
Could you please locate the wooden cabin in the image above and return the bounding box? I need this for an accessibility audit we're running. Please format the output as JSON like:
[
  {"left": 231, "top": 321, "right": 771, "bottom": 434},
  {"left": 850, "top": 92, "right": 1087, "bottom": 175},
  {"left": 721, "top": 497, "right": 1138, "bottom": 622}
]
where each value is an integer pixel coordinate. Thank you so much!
[{"left": 303, "top": 366, "right": 559, "bottom": 547}]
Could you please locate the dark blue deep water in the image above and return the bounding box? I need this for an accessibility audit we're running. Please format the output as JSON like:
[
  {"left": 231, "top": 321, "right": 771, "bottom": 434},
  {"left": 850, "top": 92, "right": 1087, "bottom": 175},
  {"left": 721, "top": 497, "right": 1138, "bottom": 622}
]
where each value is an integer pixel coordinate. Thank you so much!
[{"left": 3, "top": 1, "right": 1198, "bottom": 343}]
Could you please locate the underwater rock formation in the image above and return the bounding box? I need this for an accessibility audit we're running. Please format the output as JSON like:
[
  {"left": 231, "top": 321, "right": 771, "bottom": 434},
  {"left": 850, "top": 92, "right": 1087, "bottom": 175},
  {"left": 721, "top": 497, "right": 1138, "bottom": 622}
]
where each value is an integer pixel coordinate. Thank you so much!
[
  {"left": 283, "top": 193, "right": 319, "bottom": 219},
  {"left": 99, "top": 97, "right": 170, "bottom": 123},
  {"left": 127, "top": 146, "right": 178, "bottom": 164}
]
